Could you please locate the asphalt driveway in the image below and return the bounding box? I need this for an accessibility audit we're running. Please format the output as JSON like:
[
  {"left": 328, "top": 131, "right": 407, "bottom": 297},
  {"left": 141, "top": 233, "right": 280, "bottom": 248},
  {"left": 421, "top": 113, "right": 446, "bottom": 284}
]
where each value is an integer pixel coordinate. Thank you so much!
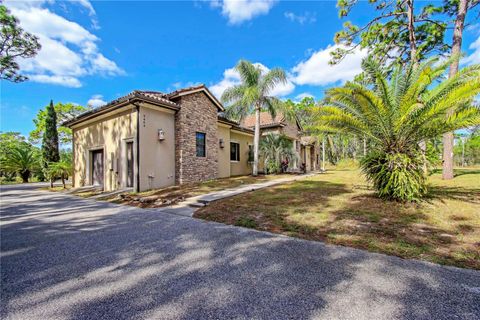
[{"left": 1, "top": 184, "right": 479, "bottom": 320}]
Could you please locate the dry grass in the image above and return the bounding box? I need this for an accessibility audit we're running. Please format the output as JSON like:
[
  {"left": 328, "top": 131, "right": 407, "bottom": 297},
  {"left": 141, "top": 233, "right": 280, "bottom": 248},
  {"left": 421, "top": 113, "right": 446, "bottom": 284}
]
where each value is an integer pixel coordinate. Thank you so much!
[{"left": 195, "top": 167, "right": 480, "bottom": 269}]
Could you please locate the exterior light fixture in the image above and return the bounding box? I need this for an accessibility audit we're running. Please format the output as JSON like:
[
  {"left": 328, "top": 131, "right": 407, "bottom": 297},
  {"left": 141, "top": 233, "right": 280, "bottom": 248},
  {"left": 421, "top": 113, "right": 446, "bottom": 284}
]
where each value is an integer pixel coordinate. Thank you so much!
[
  {"left": 158, "top": 129, "right": 165, "bottom": 141},
  {"left": 219, "top": 138, "right": 225, "bottom": 148}
]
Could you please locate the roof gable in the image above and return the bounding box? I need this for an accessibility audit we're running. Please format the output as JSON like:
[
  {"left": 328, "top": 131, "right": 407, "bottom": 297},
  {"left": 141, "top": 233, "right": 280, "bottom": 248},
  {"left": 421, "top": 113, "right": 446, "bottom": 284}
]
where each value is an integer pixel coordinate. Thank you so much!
[{"left": 168, "top": 84, "right": 225, "bottom": 111}]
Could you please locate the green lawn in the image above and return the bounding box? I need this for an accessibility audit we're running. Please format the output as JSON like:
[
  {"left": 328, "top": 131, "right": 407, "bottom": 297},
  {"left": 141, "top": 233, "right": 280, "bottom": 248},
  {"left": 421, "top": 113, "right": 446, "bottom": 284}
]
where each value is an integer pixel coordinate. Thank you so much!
[{"left": 195, "top": 167, "right": 480, "bottom": 269}]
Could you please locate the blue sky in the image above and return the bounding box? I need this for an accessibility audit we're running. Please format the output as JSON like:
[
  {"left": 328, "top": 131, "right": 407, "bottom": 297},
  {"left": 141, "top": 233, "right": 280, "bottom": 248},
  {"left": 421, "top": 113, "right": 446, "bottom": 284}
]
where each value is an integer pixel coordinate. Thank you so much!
[{"left": 1, "top": 0, "right": 479, "bottom": 137}]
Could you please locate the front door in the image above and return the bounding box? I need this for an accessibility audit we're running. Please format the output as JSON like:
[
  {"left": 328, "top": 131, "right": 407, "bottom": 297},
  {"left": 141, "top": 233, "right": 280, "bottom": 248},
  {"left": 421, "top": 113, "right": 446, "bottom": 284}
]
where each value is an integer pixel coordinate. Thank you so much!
[
  {"left": 91, "top": 150, "right": 104, "bottom": 187},
  {"left": 126, "top": 142, "right": 134, "bottom": 188}
]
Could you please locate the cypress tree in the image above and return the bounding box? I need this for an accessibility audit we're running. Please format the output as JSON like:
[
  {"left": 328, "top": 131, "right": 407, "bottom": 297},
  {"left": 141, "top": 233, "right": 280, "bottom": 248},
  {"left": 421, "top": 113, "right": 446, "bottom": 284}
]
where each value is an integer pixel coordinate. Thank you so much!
[{"left": 42, "top": 100, "right": 60, "bottom": 166}]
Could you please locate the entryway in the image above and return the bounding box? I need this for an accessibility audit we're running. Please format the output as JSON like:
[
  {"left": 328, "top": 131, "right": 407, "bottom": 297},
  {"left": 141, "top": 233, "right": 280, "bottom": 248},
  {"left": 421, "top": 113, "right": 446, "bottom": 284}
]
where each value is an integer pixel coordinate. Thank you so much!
[{"left": 91, "top": 149, "right": 104, "bottom": 187}]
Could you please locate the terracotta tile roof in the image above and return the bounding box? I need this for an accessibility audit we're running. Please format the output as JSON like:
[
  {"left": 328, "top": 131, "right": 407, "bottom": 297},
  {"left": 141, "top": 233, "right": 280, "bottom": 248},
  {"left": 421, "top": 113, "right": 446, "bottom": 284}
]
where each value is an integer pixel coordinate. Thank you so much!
[
  {"left": 241, "top": 112, "right": 286, "bottom": 128},
  {"left": 166, "top": 84, "right": 206, "bottom": 98},
  {"left": 301, "top": 136, "right": 318, "bottom": 146},
  {"left": 64, "top": 85, "right": 226, "bottom": 127}
]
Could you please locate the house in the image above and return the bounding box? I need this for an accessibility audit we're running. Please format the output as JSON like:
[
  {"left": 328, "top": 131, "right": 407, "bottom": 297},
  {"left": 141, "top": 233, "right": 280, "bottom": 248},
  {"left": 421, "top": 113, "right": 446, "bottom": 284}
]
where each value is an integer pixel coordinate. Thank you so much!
[
  {"left": 241, "top": 112, "right": 319, "bottom": 172},
  {"left": 64, "top": 85, "right": 254, "bottom": 192}
]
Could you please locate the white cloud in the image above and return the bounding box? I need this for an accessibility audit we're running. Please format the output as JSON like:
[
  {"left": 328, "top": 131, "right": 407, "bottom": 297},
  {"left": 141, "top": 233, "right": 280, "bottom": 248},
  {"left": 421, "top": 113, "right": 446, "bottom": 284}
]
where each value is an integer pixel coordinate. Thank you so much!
[
  {"left": 463, "top": 36, "right": 480, "bottom": 65},
  {"left": 211, "top": 62, "right": 295, "bottom": 99},
  {"left": 4, "top": 1, "right": 124, "bottom": 87},
  {"left": 292, "top": 45, "right": 367, "bottom": 86},
  {"left": 29, "top": 75, "right": 82, "bottom": 88},
  {"left": 295, "top": 92, "right": 314, "bottom": 101},
  {"left": 87, "top": 94, "right": 107, "bottom": 108},
  {"left": 284, "top": 11, "right": 316, "bottom": 24},
  {"left": 211, "top": 0, "right": 277, "bottom": 25}
]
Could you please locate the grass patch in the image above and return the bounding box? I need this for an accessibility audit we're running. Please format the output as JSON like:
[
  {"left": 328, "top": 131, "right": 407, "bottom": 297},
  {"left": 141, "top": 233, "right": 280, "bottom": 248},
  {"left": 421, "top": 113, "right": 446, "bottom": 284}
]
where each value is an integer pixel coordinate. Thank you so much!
[
  {"left": 195, "top": 167, "right": 480, "bottom": 270},
  {"left": 235, "top": 216, "right": 258, "bottom": 228}
]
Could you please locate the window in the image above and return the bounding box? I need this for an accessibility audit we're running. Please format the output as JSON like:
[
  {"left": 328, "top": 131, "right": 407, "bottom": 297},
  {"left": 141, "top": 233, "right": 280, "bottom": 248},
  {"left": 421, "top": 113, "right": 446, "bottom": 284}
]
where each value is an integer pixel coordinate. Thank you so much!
[
  {"left": 230, "top": 142, "right": 240, "bottom": 161},
  {"left": 196, "top": 132, "right": 206, "bottom": 157},
  {"left": 248, "top": 145, "right": 254, "bottom": 162}
]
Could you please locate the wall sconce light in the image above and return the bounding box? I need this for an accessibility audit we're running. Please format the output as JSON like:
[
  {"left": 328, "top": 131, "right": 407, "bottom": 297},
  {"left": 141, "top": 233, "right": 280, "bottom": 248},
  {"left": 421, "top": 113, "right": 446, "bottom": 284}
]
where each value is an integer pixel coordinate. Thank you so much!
[
  {"left": 219, "top": 138, "right": 225, "bottom": 148},
  {"left": 158, "top": 129, "right": 165, "bottom": 141}
]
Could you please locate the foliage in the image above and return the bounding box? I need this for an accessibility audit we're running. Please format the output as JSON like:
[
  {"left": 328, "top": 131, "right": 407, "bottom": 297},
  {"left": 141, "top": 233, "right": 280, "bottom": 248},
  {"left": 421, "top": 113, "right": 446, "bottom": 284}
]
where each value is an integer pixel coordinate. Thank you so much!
[
  {"left": 221, "top": 60, "right": 289, "bottom": 175},
  {"left": 332, "top": 0, "right": 449, "bottom": 67},
  {"left": 0, "top": 143, "right": 40, "bottom": 183},
  {"left": 30, "top": 102, "right": 88, "bottom": 145},
  {"left": 45, "top": 160, "right": 72, "bottom": 188},
  {"left": 361, "top": 150, "right": 427, "bottom": 201},
  {"left": 454, "top": 129, "right": 480, "bottom": 166},
  {"left": 285, "top": 97, "right": 316, "bottom": 128},
  {"left": 315, "top": 56, "right": 480, "bottom": 200},
  {"left": 259, "top": 134, "right": 297, "bottom": 174},
  {"left": 0, "top": 5, "right": 41, "bottom": 82},
  {"left": 41, "top": 100, "right": 60, "bottom": 167}
]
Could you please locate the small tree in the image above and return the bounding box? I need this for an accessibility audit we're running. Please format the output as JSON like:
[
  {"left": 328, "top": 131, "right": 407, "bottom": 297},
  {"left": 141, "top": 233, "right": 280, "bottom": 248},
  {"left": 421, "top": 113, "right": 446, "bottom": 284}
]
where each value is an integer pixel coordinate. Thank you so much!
[
  {"left": 42, "top": 100, "right": 60, "bottom": 165},
  {"left": 42, "top": 100, "right": 60, "bottom": 186},
  {"left": 259, "top": 134, "right": 297, "bottom": 174},
  {"left": 45, "top": 160, "right": 72, "bottom": 188},
  {"left": 0, "top": 5, "right": 41, "bottom": 82},
  {"left": 315, "top": 57, "right": 480, "bottom": 201}
]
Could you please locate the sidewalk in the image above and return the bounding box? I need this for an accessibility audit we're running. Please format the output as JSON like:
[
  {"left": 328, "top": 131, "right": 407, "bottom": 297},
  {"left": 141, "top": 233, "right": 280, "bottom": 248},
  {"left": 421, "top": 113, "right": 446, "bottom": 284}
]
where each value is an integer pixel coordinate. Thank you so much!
[{"left": 159, "top": 172, "right": 319, "bottom": 217}]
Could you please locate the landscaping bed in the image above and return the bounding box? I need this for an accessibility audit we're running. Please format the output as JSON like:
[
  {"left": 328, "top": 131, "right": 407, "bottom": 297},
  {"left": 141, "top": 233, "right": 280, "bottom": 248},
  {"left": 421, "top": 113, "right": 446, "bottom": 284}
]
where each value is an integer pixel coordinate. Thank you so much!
[
  {"left": 100, "top": 174, "right": 294, "bottom": 208},
  {"left": 194, "top": 168, "right": 480, "bottom": 270}
]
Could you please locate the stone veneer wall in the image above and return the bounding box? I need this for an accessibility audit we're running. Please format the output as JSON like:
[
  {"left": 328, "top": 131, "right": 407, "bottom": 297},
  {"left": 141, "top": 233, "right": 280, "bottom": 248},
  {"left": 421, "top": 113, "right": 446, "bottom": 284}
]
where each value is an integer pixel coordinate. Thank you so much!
[{"left": 174, "top": 92, "right": 219, "bottom": 184}]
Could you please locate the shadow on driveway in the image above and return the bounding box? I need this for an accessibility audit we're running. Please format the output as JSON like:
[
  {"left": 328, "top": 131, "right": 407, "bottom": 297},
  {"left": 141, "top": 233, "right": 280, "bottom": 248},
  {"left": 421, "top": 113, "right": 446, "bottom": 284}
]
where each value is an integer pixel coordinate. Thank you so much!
[{"left": 1, "top": 186, "right": 479, "bottom": 319}]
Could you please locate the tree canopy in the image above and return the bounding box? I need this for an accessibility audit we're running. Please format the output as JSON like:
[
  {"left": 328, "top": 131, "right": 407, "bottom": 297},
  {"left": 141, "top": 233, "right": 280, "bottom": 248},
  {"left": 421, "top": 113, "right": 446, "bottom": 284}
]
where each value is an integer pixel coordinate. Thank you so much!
[
  {"left": 30, "top": 102, "right": 88, "bottom": 145},
  {"left": 0, "top": 5, "right": 41, "bottom": 82}
]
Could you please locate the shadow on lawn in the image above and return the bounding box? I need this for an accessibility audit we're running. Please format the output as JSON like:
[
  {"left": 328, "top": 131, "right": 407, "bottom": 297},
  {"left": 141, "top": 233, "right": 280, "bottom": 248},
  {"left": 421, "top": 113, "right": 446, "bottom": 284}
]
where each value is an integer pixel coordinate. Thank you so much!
[{"left": 196, "top": 178, "right": 480, "bottom": 270}]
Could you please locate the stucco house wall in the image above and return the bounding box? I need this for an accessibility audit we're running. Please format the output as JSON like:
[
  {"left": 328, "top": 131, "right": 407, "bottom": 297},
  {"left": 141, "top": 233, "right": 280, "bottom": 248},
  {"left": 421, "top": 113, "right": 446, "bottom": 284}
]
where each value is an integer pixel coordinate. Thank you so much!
[
  {"left": 230, "top": 130, "right": 253, "bottom": 176},
  {"left": 217, "top": 124, "right": 231, "bottom": 178},
  {"left": 72, "top": 106, "right": 137, "bottom": 192},
  {"left": 138, "top": 103, "right": 176, "bottom": 191}
]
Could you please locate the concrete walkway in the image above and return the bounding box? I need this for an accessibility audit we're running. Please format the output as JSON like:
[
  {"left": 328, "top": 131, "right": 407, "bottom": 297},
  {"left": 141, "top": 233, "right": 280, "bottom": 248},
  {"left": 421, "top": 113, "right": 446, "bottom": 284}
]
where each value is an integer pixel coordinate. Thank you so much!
[
  {"left": 1, "top": 183, "right": 479, "bottom": 320},
  {"left": 160, "top": 172, "right": 319, "bottom": 217}
]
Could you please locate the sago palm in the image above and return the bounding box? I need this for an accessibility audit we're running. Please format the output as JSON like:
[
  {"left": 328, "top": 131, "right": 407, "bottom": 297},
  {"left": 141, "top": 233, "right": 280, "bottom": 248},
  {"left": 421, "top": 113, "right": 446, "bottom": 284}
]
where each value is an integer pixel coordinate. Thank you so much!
[
  {"left": 222, "top": 60, "right": 287, "bottom": 176},
  {"left": 0, "top": 144, "right": 40, "bottom": 183},
  {"left": 259, "top": 134, "right": 297, "bottom": 174},
  {"left": 45, "top": 160, "right": 72, "bottom": 188},
  {"left": 315, "top": 56, "right": 480, "bottom": 201}
]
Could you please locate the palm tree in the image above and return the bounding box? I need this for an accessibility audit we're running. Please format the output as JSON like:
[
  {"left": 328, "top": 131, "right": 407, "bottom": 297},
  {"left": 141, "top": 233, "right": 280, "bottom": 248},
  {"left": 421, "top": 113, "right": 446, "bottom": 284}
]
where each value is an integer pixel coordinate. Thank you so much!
[
  {"left": 45, "top": 160, "right": 72, "bottom": 188},
  {"left": 314, "top": 56, "right": 480, "bottom": 201},
  {"left": 222, "top": 60, "right": 287, "bottom": 176},
  {"left": 259, "top": 134, "right": 297, "bottom": 174},
  {"left": 0, "top": 143, "right": 40, "bottom": 183}
]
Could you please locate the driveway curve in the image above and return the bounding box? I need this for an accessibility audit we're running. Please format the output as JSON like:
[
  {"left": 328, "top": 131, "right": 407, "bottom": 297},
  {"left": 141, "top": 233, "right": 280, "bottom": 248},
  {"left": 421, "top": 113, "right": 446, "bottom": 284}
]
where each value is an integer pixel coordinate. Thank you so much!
[{"left": 1, "top": 184, "right": 479, "bottom": 320}]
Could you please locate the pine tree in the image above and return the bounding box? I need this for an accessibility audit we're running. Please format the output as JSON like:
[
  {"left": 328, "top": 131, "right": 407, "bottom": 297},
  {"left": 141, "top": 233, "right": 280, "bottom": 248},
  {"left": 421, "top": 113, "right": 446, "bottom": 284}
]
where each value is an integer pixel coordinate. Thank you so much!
[{"left": 42, "top": 100, "right": 60, "bottom": 166}]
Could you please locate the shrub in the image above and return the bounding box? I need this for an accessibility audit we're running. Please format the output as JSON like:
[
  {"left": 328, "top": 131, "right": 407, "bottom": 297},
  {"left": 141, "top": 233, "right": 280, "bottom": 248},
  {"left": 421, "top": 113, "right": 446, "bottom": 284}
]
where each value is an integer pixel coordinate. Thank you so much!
[{"left": 361, "top": 151, "right": 427, "bottom": 201}]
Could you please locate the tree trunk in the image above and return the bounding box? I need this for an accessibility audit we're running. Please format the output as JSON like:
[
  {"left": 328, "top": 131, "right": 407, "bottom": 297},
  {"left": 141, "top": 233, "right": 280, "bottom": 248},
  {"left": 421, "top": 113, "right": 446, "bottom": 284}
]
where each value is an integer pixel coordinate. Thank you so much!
[
  {"left": 50, "top": 178, "right": 54, "bottom": 188},
  {"left": 443, "top": 0, "right": 468, "bottom": 180},
  {"left": 20, "top": 170, "right": 30, "bottom": 183},
  {"left": 363, "top": 137, "right": 367, "bottom": 156},
  {"left": 253, "top": 106, "right": 261, "bottom": 176},
  {"left": 61, "top": 174, "right": 66, "bottom": 189},
  {"left": 322, "top": 137, "right": 326, "bottom": 172},
  {"left": 406, "top": 0, "right": 417, "bottom": 64}
]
